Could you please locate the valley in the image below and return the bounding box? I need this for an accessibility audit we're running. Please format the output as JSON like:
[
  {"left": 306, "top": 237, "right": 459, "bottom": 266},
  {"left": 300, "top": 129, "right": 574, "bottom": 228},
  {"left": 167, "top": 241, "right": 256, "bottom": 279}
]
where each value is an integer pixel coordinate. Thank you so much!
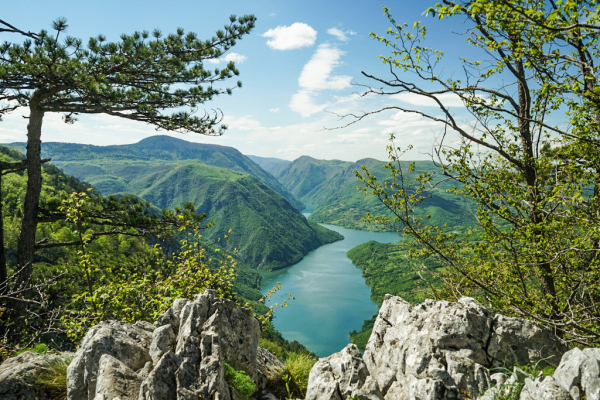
[{"left": 2, "top": 135, "right": 474, "bottom": 356}]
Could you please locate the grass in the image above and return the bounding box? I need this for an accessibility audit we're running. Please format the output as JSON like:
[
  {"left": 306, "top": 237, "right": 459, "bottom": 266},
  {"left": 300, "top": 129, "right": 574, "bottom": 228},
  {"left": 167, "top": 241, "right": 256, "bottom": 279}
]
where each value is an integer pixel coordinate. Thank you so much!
[
  {"left": 14, "top": 343, "right": 50, "bottom": 356},
  {"left": 481, "top": 358, "right": 559, "bottom": 400},
  {"left": 33, "top": 355, "right": 73, "bottom": 400},
  {"left": 283, "top": 352, "right": 316, "bottom": 396}
]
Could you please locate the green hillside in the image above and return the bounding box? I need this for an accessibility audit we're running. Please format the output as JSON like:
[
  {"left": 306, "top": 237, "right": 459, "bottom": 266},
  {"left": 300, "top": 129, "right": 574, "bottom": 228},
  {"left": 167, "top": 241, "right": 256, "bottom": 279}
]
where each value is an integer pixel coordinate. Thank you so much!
[
  {"left": 247, "top": 155, "right": 291, "bottom": 178},
  {"left": 4, "top": 138, "right": 343, "bottom": 271},
  {"left": 0, "top": 145, "right": 265, "bottom": 300},
  {"left": 7, "top": 135, "right": 303, "bottom": 210},
  {"left": 270, "top": 156, "right": 474, "bottom": 232},
  {"left": 136, "top": 162, "right": 342, "bottom": 270},
  {"left": 272, "top": 156, "right": 352, "bottom": 199}
]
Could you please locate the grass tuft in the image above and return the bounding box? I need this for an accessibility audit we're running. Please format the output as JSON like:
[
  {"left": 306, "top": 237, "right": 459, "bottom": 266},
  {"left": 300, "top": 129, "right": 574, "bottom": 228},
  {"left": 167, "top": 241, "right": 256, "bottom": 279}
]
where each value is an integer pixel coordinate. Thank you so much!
[{"left": 33, "top": 355, "right": 73, "bottom": 400}]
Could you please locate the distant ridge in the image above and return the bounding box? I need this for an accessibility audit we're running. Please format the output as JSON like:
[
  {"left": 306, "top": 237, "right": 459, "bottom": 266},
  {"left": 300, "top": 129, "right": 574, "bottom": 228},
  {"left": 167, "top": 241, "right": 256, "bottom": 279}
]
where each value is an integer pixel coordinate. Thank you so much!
[
  {"left": 6, "top": 135, "right": 303, "bottom": 210},
  {"left": 268, "top": 155, "right": 473, "bottom": 231}
]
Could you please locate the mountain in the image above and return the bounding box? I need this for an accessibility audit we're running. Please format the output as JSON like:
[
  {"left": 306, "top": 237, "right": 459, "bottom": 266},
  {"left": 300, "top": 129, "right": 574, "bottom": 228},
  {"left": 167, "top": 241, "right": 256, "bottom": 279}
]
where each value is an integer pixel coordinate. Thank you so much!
[
  {"left": 272, "top": 156, "right": 352, "bottom": 201},
  {"left": 7, "top": 135, "right": 303, "bottom": 211},
  {"left": 4, "top": 137, "right": 342, "bottom": 270},
  {"left": 132, "top": 162, "right": 342, "bottom": 270},
  {"left": 269, "top": 156, "right": 473, "bottom": 231},
  {"left": 246, "top": 155, "right": 291, "bottom": 178}
]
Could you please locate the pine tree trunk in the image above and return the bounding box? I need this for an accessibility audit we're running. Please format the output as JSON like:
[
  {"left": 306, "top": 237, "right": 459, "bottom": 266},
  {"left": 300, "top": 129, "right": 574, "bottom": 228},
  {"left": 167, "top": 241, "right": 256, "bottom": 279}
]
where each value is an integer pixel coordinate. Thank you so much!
[
  {"left": 0, "top": 172, "right": 6, "bottom": 294},
  {"left": 15, "top": 97, "right": 44, "bottom": 293}
]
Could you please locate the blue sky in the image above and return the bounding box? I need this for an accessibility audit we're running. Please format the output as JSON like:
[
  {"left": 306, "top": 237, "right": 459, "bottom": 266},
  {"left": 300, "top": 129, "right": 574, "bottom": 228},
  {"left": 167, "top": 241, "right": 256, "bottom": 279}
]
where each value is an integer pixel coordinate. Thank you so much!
[{"left": 1, "top": 0, "right": 476, "bottom": 161}]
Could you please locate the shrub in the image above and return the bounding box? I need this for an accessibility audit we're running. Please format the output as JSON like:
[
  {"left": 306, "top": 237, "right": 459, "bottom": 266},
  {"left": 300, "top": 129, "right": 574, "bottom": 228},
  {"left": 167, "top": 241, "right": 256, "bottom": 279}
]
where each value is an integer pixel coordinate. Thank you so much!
[{"left": 224, "top": 361, "right": 256, "bottom": 398}]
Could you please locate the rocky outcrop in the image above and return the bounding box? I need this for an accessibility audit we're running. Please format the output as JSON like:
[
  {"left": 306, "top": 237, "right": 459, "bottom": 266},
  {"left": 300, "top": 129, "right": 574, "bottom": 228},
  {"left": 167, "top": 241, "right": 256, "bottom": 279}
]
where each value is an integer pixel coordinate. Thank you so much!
[
  {"left": 306, "top": 295, "right": 578, "bottom": 400},
  {"left": 305, "top": 344, "right": 382, "bottom": 400},
  {"left": 0, "top": 350, "right": 73, "bottom": 400},
  {"left": 7, "top": 290, "right": 596, "bottom": 400},
  {"left": 66, "top": 289, "right": 279, "bottom": 400}
]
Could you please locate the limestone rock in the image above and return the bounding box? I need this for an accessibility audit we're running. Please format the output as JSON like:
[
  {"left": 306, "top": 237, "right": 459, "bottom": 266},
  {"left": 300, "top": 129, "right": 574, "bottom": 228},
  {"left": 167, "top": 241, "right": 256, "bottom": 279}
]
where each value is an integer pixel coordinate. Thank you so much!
[
  {"left": 255, "top": 345, "right": 285, "bottom": 390},
  {"left": 362, "top": 296, "right": 492, "bottom": 398},
  {"left": 149, "top": 324, "right": 175, "bottom": 365},
  {"left": 93, "top": 354, "right": 142, "bottom": 400},
  {"left": 553, "top": 347, "right": 600, "bottom": 400},
  {"left": 138, "top": 351, "right": 180, "bottom": 400},
  {"left": 67, "top": 290, "right": 264, "bottom": 400},
  {"left": 0, "top": 351, "right": 73, "bottom": 400},
  {"left": 155, "top": 298, "right": 190, "bottom": 335},
  {"left": 488, "top": 315, "right": 568, "bottom": 368},
  {"left": 305, "top": 344, "right": 382, "bottom": 400},
  {"left": 67, "top": 320, "right": 153, "bottom": 400},
  {"left": 520, "top": 375, "right": 572, "bottom": 400}
]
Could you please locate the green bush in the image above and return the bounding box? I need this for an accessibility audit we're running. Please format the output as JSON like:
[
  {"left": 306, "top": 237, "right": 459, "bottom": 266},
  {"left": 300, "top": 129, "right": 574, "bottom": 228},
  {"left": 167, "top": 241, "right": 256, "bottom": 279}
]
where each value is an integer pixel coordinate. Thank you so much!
[
  {"left": 283, "top": 352, "right": 317, "bottom": 396},
  {"left": 224, "top": 361, "right": 256, "bottom": 398}
]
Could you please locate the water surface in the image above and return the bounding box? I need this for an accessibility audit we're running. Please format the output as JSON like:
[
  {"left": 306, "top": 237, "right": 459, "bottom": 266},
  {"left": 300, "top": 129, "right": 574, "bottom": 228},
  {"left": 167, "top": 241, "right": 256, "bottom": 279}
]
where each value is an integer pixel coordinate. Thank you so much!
[{"left": 260, "top": 223, "right": 399, "bottom": 356}]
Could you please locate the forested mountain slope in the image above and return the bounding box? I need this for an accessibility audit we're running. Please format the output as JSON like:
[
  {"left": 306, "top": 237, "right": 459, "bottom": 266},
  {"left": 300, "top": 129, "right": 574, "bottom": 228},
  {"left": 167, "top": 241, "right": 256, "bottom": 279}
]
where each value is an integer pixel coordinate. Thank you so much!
[
  {"left": 265, "top": 155, "right": 473, "bottom": 231},
  {"left": 246, "top": 155, "right": 291, "bottom": 178},
  {"left": 4, "top": 138, "right": 341, "bottom": 270},
  {"left": 0, "top": 145, "right": 265, "bottom": 299},
  {"left": 7, "top": 135, "right": 303, "bottom": 210},
  {"left": 134, "top": 162, "right": 341, "bottom": 270}
]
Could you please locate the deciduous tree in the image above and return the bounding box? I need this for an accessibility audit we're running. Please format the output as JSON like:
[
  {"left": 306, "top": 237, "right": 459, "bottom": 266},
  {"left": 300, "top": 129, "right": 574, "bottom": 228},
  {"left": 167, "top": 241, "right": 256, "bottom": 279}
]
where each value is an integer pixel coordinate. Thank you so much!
[{"left": 353, "top": 1, "right": 600, "bottom": 344}]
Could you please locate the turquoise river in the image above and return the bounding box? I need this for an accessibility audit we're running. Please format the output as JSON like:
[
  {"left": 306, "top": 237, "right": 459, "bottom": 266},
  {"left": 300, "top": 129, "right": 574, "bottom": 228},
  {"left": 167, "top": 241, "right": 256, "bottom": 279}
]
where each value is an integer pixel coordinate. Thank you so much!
[{"left": 260, "top": 223, "right": 399, "bottom": 357}]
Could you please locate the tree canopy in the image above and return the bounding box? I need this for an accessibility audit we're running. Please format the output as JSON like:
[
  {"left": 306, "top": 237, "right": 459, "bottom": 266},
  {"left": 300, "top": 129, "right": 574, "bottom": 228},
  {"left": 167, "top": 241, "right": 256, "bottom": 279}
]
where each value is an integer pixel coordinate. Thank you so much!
[
  {"left": 354, "top": 0, "right": 600, "bottom": 345},
  {"left": 0, "top": 15, "right": 255, "bottom": 291}
]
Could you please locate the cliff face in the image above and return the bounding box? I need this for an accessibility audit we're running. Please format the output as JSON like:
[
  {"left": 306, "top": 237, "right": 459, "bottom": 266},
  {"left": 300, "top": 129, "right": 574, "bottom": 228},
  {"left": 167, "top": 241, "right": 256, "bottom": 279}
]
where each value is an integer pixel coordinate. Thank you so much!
[{"left": 2, "top": 292, "right": 599, "bottom": 400}]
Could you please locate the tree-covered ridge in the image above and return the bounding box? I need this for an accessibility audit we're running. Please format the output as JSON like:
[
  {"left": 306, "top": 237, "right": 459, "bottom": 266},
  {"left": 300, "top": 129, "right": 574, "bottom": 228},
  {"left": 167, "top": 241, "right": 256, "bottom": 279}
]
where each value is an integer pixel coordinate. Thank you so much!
[
  {"left": 272, "top": 156, "right": 353, "bottom": 200},
  {"left": 6, "top": 135, "right": 303, "bottom": 210},
  {"left": 261, "top": 154, "right": 475, "bottom": 232},
  {"left": 0, "top": 145, "right": 274, "bottom": 345},
  {"left": 246, "top": 155, "right": 291, "bottom": 179},
  {"left": 4, "top": 139, "right": 342, "bottom": 271},
  {"left": 136, "top": 163, "right": 342, "bottom": 270}
]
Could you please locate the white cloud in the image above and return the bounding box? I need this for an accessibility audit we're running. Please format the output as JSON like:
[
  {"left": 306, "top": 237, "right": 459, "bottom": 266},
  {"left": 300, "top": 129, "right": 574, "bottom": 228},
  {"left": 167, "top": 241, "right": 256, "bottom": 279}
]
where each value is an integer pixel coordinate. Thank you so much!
[
  {"left": 298, "top": 44, "right": 352, "bottom": 91},
  {"left": 263, "top": 23, "right": 317, "bottom": 50},
  {"left": 391, "top": 92, "right": 465, "bottom": 108},
  {"left": 206, "top": 52, "right": 247, "bottom": 65},
  {"left": 289, "top": 90, "right": 329, "bottom": 117},
  {"left": 222, "top": 115, "right": 264, "bottom": 131},
  {"left": 269, "top": 108, "right": 280, "bottom": 113},
  {"left": 327, "top": 27, "right": 356, "bottom": 41},
  {"left": 289, "top": 44, "right": 352, "bottom": 117}
]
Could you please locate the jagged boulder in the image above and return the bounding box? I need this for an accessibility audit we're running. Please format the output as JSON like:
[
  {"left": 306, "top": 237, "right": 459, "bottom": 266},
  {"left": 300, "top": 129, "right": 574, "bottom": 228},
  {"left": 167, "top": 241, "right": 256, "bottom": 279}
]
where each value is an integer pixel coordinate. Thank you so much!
[
  {"left": 362, "top": 296, "right": 494, "bottom": 398},
  {"left": 67, "top": 320, "right": 153, "bottom": 400},
  {"left": 541, "top": 347, "right": 600, "bottom": 400},
  {"left": 307, "top": 295, "right": 570, "bottom": 400},
  {"left": 477, "top": 347, "right": 600, "bottom": 400},
  {"left": 0, "top": 351, "right": 73, "bottom": 400},
  {"left": 67, "top": 289, "right": 278, "bottom": 400},
  {"left": 305, "top": 344, "right": 383, "bottom": 400}
]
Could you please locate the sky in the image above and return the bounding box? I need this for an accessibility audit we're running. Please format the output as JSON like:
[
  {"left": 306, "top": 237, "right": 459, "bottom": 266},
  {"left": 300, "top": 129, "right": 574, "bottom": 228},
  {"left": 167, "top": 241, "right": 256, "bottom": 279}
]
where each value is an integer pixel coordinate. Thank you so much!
[{"left": 0, "top": 0, "right": 478, "bottom": 162}]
